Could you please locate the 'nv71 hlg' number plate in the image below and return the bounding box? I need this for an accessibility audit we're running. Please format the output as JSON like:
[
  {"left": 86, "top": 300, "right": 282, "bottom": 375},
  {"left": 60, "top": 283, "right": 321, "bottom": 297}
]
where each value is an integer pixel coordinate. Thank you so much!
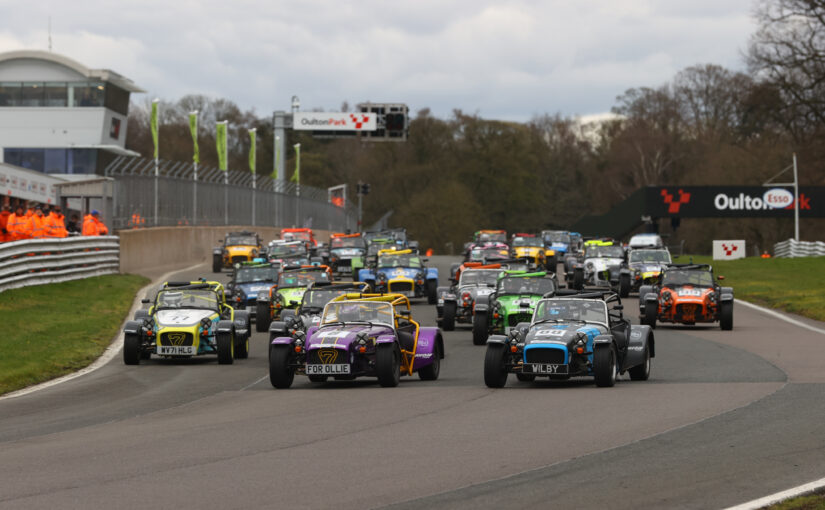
[
  {"left": 524, "top": 363, "right": 568, "bottom": 375},
  {"left": 306, "top": 364, "right": 351, "bottom": 375},
  {"left": 157, "top": 345, "right": 197, "bottom": 355}
]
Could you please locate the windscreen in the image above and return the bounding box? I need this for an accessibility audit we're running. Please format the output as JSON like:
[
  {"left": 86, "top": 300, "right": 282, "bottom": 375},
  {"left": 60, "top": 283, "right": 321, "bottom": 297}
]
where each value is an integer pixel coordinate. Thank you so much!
[
  {"left": 269, "top": 244, "right": 305, "bottom": 257},
  {"left": 321, "top": 301, "right": 394, "bottom": 326},
  {"left": 586, "top": 246, "right": 624, "bottom": 259},
  {"left": 662, "top": 270, "right": 713, "bottom": 287},
  {"left": 629, "top": 250, "right": 671, "bottom": 263},
  {"left": 278, "top": 271, "right": 329, "bottom": 288},
  {"left": 235, "top": 266, "right": 278, "bottom": 283},
  {"left": 512, "top": 237, "right": 543, "bottom": 247},
  {"left": 283, "top": 231, "right": 311, "bottom": 242},
  {"left": 498, "top": 277, "right": 556, "bottom": 295},
  {"left": 543, "top": 232, "right": 571, "bottom": 244},
  {"left": 226, "top": 235, "right": 257, "bottom": 246},
  {"left": 303, "top": 288, "right": 349, "bottom": 309},
  {"left": 378, "top": 253, "right": 422, "bottom": 268},
  {"left": 156, "top": 289, "right": 219, "bottom": 311},
  {"left": 459, "top": 270, "right": 501, "bottom": 286},
  {"left": 331, "top": 237, "right": 363, "bottom": 249},
  {"left": 534, "top": 299, "right": 607, "bottom": 324}
]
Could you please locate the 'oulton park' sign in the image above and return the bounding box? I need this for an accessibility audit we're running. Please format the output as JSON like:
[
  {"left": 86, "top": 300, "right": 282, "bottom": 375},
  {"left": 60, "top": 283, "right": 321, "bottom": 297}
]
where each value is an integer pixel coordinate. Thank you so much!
[
  {"left": 648, "top": 186, "right": 825, "bottom": 218},
  {"left": 293, "top": 112, "right": 377, "bottom": 131}
]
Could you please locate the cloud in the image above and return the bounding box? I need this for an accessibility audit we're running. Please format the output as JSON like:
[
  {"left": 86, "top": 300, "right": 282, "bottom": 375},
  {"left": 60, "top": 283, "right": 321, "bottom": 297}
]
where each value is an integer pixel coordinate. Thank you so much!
[{"left": 0, "top": 0, "right": 757, "bottom": 121}]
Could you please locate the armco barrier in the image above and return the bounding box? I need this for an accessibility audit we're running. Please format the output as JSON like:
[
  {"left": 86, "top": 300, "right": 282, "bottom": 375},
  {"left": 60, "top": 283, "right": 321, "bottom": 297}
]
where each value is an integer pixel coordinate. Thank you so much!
[
  {"left": 0, "top": 236, "right": 119, "bottom": 293},
  {"left": 774, "top": 239, "right": 825, "bottom": 258},
  {"left": 117, "top": 226, "right": 333, "bottom": 276}
]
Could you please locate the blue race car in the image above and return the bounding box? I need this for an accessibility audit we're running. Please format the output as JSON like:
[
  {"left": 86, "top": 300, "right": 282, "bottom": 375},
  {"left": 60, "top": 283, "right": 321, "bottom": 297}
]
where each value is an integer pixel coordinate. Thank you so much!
[
  {"left": 226, "top": 262, "right": 280, "bottom": 320},
  {"left": 358, "top": 248, "right": 438, "bottom": 304},
  {"left": 483, "top": 290, "right": 654, "bottom": 387}
]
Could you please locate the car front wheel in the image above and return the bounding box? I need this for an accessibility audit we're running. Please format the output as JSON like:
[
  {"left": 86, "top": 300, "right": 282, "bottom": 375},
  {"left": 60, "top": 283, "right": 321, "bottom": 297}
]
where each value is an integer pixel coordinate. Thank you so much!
[
  {"left": 269, "top": 345, "right": 295, "bottom": 388},
  {"left": 376, "top": 344, "right": 401, "bottom": 387},
  {"left": 594, "top": 345, "right": 617, "bottom": 387},
  {"left": 484, "top": 344, "right": 508, "bottom": 388}
]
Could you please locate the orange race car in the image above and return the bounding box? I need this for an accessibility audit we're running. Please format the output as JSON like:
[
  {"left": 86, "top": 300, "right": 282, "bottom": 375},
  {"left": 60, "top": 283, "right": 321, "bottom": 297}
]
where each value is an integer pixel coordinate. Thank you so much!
[{"left": 639, "top": 264, "right": 734, "bottom": 330}]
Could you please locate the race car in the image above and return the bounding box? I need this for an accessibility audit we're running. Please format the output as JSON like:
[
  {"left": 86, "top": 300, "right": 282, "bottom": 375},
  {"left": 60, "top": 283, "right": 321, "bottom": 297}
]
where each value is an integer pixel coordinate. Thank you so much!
[
  {"left": 472, "top": 270, "right": 558, "bottom": 345},
  {"left": 280, "top": 228, "right": 318, "bottom": 251},
  {"left": 541, "top": 230, "right": 571, "bottom": 260},
  {"left": 266, "top": 240, "right": 314, "bottom": 269},
  {"left": 510, "top": 234, "right": 552, "bottom": 269},
  {"left": 123, "top": 280, "right": 250, "bottom": 365},
  {"left": 358, "top": 249, "right": 438, "bottom": 304},
  {"left": 268, "top": 293, "right": 444, "bottom": 388},
  {"left": 438, "top": 267, "right": 502, "bottom": 331},
  {"left": 640, "top": 264, "right": 733, "bottom": 330},
  {"left": 212, "top": 231, "right": 263, "bottom": 272},
  {"left": 466, "top": 242, "right": 510, "bottom": 264},
  {"left": 256, "top": 266, "right": 333, "bottom": 332},
  {"left": 364, "top": 228, "right": 410, "bottom": 250},
  {"left": 628, "top": 233, "right": 664, "bottom": 250},
  {"left": 568, "top": 242, "right": 625, "bottom": 290},
  {"left": 267, "top": 281, "right": 370, "bottom": 339},
  {"left": 484, "top": 290, "right": 654, "bottom": 388},
  {"left": 619, "top": 248, "right": 672, "bottom": 297},
  {"left": 225, "top": 262, "right": 279, "bottom": 319},
  {"left": 328, "top": 233, "right": 366, "bottom": 278}
]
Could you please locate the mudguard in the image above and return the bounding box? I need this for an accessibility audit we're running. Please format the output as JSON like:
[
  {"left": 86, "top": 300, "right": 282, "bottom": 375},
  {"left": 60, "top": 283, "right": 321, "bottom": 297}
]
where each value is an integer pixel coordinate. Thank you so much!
[
  {"left": 720, "top": 287, "right": 734, "bottom": 302},
  {"left": 474, "top": 294, "right": 490, "bottom": 313},
  {"left": 217, "top": 320, "right": 234, "bottom": 335},
  {"left": 269, "top": 335, "right": 294, "bottom": 346},
  {"left": 486, "top": 334, "right": 508, "bottom": 345},
  {"left": 624, "top": 326, "right": 654, "bottom": 370},
  {"left": 425, "top": 267, "right": 439, "bottom": 281},
  {"left": 593, "top": 334, "right": 614, "bottom": 347},
  {"left": 412, "top": 328, "right": 443, "bottom": 370},
  {"left": 358, "top": 268, "right": 375, "bottom": 282},
  {"left": 213, "top": 248, "right": 223, "bottom": 255},
  {"left": 375, "top": 334, "right": 397, "bottom": 346},
  {"left": 123, "top": 320, "right": 143, "bottom": 335},
  {"left": 269, "top": 320, "right": 288, "bottom": 339},
  {"left": 234, "top": 310, "right": 250, "bottom": 336}
]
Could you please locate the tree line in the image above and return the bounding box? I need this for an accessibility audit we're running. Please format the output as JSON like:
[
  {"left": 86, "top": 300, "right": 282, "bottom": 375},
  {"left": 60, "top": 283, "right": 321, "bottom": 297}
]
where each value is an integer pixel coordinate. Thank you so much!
[{"left": 126, "top": 0, "right": 824, "bottom": 254}]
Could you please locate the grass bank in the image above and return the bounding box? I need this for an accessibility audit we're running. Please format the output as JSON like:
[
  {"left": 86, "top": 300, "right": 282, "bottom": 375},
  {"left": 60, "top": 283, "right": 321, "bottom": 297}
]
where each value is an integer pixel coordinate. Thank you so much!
[
  {"left": 681, "top": 255, "right": 825, "bottom": 322},
  {"left": 766, "top": 490, "right": 825, "bottom": 509},
  {"left": 0, "top": 274, "right": 149, "bottom": 395}
]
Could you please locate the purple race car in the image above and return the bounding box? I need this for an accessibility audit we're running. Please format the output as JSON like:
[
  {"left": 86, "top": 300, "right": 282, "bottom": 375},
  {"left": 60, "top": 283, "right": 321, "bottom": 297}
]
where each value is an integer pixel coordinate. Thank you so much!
[{"left": 268, "top": 293, "right": 444, "bottom": 388}]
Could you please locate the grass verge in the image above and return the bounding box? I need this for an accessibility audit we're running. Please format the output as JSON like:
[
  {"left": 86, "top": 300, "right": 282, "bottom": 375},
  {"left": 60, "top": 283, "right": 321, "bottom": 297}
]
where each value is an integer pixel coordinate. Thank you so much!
[
  {"left": 765, "top": 490, "right": 825, "bottom": 509},
  {"left": 680, "top": 255, "right": 825, "bottom": 322},
  {"left": 0, "top": 274, "right": 149, "bottom": 396}
]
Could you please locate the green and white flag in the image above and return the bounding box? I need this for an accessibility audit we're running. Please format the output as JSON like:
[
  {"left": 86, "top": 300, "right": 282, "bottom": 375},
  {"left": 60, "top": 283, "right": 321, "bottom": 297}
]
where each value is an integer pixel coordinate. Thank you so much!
[
  {"left": 291, "top": 143, "right": 301, "bottom": 184},
  {"left": 150, "top": 99, "right": 159, "bottom": 159},
  {"left": 216, "top": 121, "right": 228, "bottom": 171},
  {"left": 248, "top": 128, "right": 256, "bottom": 174},
  {"left": 189, "top": 111, "right": 199, "bottom": 164}
]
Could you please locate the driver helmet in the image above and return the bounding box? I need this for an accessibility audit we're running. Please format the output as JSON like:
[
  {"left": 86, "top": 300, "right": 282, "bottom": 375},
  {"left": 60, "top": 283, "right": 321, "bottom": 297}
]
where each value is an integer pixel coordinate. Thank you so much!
[{"left": 161, "top": 291, "right": 183, "bottom": 307}]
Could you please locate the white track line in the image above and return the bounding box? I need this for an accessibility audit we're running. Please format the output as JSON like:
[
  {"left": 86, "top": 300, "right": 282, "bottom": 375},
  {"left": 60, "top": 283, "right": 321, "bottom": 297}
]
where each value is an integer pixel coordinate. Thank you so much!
[
  {"left": 736, "top": 299, "right": 825, "bottom": 336},
  {"left": 0, "top": 262, "right": 206, "bottom": 401},
  {"left": 723, "top": 476, "right": 825, "bottom": 510}
]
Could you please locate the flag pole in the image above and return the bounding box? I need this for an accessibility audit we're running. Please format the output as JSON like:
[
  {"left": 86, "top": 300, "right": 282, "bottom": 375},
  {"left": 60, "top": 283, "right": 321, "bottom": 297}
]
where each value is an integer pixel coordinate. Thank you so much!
[
  {"left": 151, "top": 99, "right": 159, "bottom": 226},
  {"left": 249, "top": 128, "right": 257, "bottom": 227},
  {"left": 189, "top": 110, "right": 199, "bottom": 226}
]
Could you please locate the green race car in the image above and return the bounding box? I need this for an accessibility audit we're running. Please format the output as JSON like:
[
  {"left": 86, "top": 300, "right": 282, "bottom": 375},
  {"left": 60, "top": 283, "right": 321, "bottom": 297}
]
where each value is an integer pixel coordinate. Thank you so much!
[
  {"left": 471, "top": 270, "right": 558, "bottom": 345},
  {"left": 123, "top": 280, "right": 251, "bottom": 364},
  {"left": 255, "top": 266, "right": 333, "bottom": 332}
]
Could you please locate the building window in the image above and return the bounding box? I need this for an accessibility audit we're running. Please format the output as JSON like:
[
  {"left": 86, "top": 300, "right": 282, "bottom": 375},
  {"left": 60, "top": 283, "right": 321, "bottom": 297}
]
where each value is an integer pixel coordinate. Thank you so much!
[
  {"left": 71, "top": 82, "right": 104, "bottom": 107},
  {"left": 0, "top": 82, "right": 21, "bottom": 106},
  {"left": 19, "top": 82, "right": 45, "bottom": 107},
  {"left": 104, "top": 83, "right": 129, "bottom": 115},
  {"left": 44, "top": 83, "right": 68, "bottom": 107},
  {"left": 3, "top": 148, "right": 99, "bottom": 174}
]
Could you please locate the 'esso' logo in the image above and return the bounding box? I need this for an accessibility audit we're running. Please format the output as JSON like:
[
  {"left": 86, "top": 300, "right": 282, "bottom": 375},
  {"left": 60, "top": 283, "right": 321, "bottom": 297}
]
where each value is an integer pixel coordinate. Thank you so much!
[{"left": 763, "top": 188, "right": 793, "bottom": 209}]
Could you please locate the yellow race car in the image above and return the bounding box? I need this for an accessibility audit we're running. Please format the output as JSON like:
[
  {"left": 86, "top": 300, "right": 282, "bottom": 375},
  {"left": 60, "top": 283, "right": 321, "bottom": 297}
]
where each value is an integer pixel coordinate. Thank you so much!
[
  {"left": 510, "top": 234, "right": 552, "bottom": 269},
  {"left": 123, "top": 280, "right": 251, "bottom": 364},
  {"left": 213, "top": 231, "right": 263, "bottom": 272}
]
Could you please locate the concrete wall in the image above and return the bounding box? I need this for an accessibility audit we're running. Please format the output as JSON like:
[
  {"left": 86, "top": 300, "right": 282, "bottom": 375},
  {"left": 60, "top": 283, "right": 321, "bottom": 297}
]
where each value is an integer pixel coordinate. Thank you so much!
[{"left": 118, "top": 226, "right": 332, "bottom": 277}]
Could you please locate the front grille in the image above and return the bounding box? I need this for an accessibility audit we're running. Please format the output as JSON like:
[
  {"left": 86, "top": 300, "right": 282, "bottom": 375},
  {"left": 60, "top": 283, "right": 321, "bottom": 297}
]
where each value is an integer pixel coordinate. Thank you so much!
[
  {"left": 307, "top": 348, "right": 348, "bottom": 364},
  {"left": 232, "top": 255, "right": 248, "bottom": 264},
  {"left": 508, "top": 313, "right": 533, "bottom": 327},
  {"left": 160, "top": 332, "right": 194, "bottom": 346},
  {"left": 525, "top": 348, "right": 565, "bottom": 364},
  {"left": 389, "top": 281, "right": 414, "bottom": 293}
]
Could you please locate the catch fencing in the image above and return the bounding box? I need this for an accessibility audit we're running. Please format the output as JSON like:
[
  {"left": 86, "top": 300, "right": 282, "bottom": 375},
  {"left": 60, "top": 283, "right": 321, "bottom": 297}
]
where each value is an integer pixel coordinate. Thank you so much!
[
  {"left": 773, "top": 239, "right": 825, "bottom": 258},
  {"left": 105, "top": 156, "right": 357, "bottom": 231},
  {"left": 0, "top": 236, "right": 119, "bottom": 293}
]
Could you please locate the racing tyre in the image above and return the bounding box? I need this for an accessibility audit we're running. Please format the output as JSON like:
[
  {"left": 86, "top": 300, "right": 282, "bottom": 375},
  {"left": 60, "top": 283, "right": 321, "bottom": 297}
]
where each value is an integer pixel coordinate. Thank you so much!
[
  {"left": 720, "top": 301, "right": 733, "bottom": 331},
  {"left": 643, "top": 300, "right": 657, "bottom": 329},
  {"left": 256, "top": 302, "right": 271, "bottom": 332},
  {"left": 573, "top": 269, "right": 584, "bottom": 290},
  {"left": 376, "top": 344, "right": 401, "bottom": 387},
  {"left": 516, "top": 373, "right": 536, "bottom": 383},
  {"left": 212, "top": 253, "right": 222, "bottom": 273},
  {"left": 308, "top": 375, "right": 328, "bottom": 383},
  {"left": 594, "top": 345, "right": 617, "bottom": 387},
  {"left": 484, "top": 344, "right": 508, "bottom": 388},
  {"left": 473, "top": 311, "right": 489, "bottom": 346},
  {"left": 217, "top": 329, "right": 234, "bottom": 365},
  {"left": 269, "top": 345, "right": 294, "bottom": 389},
  {"left": 619, "top": 274, "right": 631, "bottom": 298},
  {"left": 628, "top": 343, "right": 651, "bottom": 381},
  {"left": 234, "top": 333, "right": 249, "bottom": 359},
  {"left": 426, "top": 280, "right": 438, "bottom": 305},
  {"left": 418, "top": 339, "right": 441, "bottom": 381},
  {"left": 123, "top": 333, "right": 141, "bottom": 365},
  {"left": 442, "top": 302, "right": 457, "bottom": 331}
]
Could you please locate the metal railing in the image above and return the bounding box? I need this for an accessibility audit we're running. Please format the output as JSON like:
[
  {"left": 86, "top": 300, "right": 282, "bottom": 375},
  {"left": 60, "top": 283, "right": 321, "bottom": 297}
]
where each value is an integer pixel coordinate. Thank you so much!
[
  {"left": 774, "top": 239, "right": 825, "bottom": 258},
  {"left": 106, "top": 156, "right": 357, "bottom": 230},
  {"left": 0, "top": 236, "right": 120, "bottom": 293}
]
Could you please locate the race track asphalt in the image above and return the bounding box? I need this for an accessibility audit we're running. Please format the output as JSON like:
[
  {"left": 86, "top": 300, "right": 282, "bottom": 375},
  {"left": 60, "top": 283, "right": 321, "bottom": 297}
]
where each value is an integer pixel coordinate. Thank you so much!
[{"left": 0, "top": 256, "right": 822, "bottom": 510}]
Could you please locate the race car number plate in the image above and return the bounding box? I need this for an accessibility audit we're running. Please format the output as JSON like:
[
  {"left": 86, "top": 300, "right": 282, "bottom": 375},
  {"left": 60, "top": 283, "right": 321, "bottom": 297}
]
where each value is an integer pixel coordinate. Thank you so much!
[
  {"left": 157, "top": 345, "right": 197, "bottom": 355},
  {"left": 306, "top": 364, "right": 351, "bottom": 375},
  {"left": 523, "top": 363, "right": 568, "bottom": 375}
]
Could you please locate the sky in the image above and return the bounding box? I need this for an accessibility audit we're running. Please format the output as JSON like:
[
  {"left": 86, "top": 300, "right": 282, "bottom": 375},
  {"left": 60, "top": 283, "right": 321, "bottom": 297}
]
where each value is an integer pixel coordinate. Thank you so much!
[{"left": 0, "top": 0, "right": 758, "bottom": 122}]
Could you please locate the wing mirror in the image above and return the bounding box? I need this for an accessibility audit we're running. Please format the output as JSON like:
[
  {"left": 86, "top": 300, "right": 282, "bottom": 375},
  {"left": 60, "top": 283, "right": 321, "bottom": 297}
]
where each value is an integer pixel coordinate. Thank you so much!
[{"left": 141, "top": 298, "right": 150, "bottom": 304}]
